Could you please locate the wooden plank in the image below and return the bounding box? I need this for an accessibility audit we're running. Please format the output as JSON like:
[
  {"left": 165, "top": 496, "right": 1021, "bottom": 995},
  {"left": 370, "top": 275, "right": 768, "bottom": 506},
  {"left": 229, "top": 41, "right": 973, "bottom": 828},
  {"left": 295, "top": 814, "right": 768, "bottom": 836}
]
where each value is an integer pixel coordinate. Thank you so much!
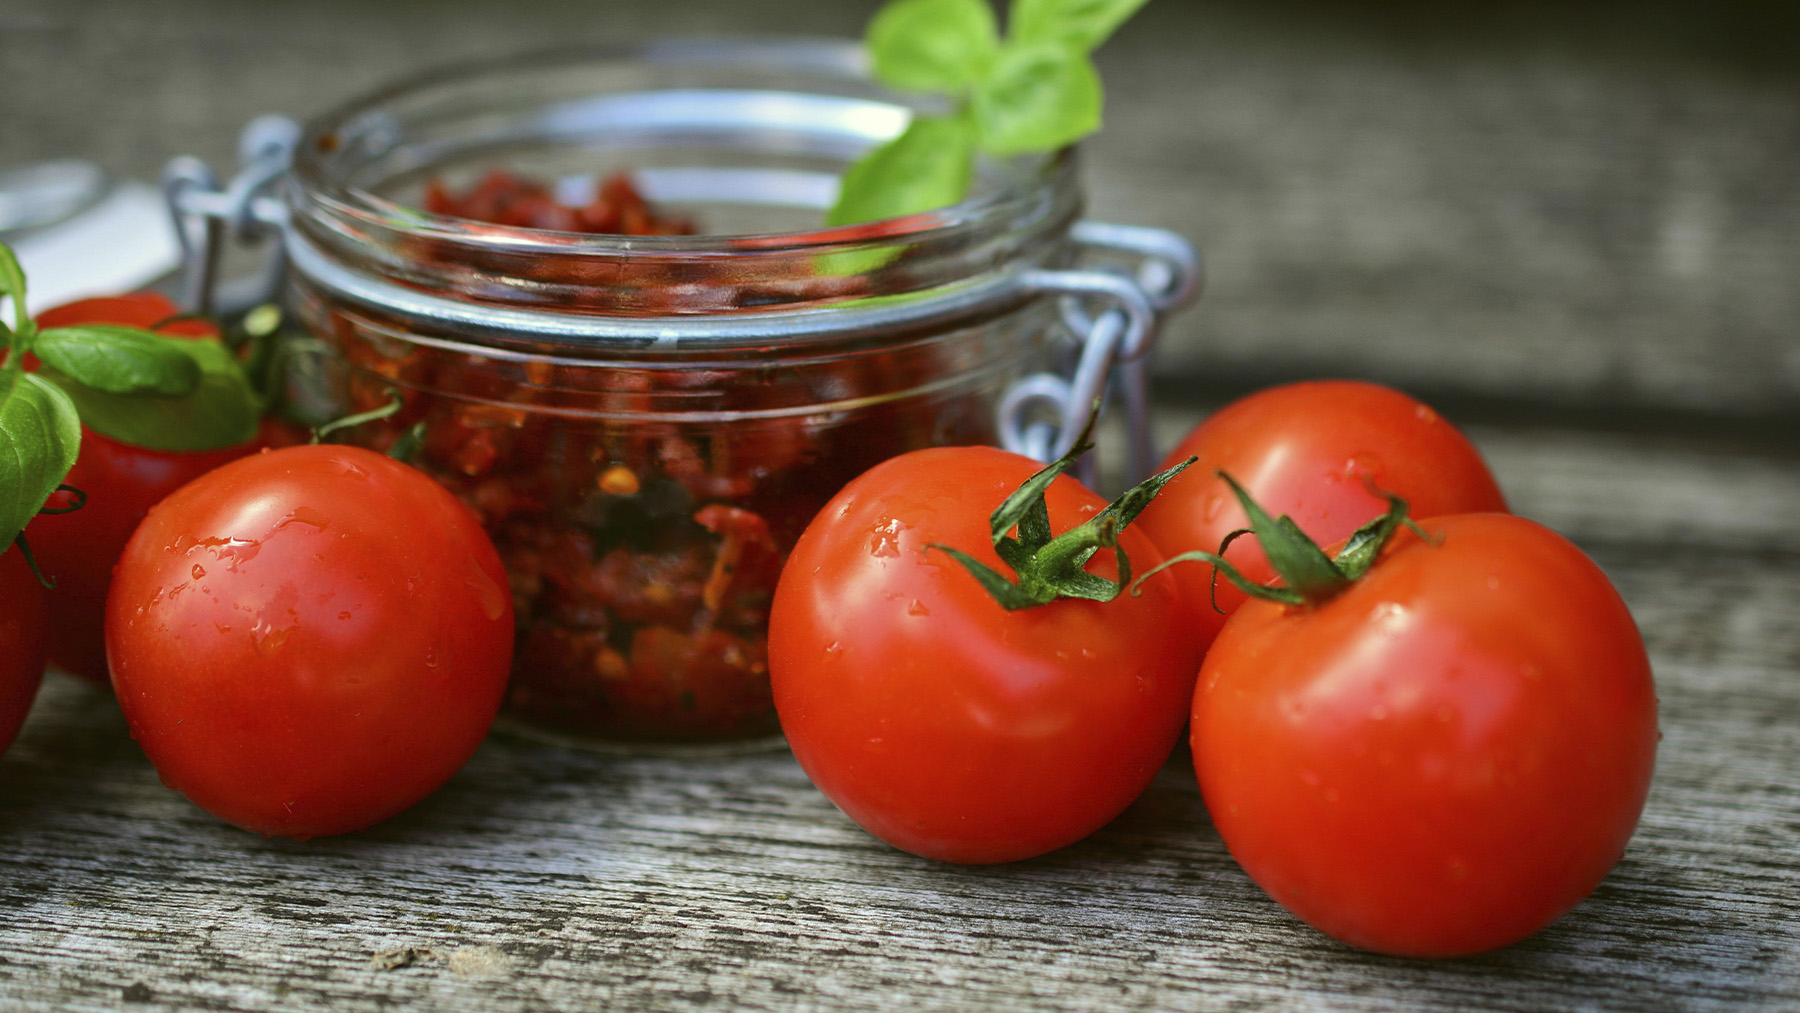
[{"left": 0, "top": 428, "right": 1795, "bottom": 1011}]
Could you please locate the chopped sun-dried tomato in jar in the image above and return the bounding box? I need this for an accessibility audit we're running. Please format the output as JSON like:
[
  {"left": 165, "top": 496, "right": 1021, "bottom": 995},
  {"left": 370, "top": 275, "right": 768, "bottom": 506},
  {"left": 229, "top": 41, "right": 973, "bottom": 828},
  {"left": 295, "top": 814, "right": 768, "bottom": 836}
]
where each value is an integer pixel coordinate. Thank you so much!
[
  {"left": 282, "top": 47, "right": 1112, "bottom": 746},
  {"left": 319, "top": 171, "right": 1005, "bottom": 743}
]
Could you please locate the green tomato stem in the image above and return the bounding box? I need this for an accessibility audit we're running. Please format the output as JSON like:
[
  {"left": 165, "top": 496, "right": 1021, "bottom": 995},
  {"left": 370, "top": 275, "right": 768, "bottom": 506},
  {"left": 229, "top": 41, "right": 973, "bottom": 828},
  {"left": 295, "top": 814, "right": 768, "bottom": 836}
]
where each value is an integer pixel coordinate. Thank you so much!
[{"left": 1128, "top": 471, "right": 1429, "bottom": 609}]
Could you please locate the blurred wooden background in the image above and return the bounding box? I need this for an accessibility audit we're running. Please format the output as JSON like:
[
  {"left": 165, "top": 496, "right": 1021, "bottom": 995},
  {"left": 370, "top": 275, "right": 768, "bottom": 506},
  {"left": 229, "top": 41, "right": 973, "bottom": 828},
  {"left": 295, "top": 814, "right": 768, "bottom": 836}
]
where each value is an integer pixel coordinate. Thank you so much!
[{"left": 3, "top": 0, "right": 1797, "bottom": 441}]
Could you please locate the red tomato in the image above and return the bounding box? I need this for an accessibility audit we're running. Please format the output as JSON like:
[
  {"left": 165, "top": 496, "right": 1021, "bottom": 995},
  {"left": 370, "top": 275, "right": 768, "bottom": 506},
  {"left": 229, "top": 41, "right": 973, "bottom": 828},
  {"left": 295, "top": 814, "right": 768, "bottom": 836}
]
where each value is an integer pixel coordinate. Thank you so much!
[
  {"left": 1135, "top": 380, "right": 1506, "bottom": 647},
  {"left": 28, "top": 293, "right": 259, "bottom": 681},
  {"left": 769, "top": 446, "right": 1206, "bottom": 864},
  {"left": 0, "top": 550, "right": 48, "bottom": 756},
  {"left": 1192, "top": 513, "right": 1658, "bottom": 957},
  {"left": 34, "top": 293, "right": 216, "bottom": 338},
  {"left": 106, "top": 445, "right": 515, "bottom": 839}
]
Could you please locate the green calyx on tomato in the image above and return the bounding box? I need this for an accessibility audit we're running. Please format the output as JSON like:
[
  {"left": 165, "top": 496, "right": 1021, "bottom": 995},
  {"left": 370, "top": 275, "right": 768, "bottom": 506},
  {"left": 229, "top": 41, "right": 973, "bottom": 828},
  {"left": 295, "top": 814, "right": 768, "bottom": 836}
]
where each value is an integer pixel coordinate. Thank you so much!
[
  {"left": 306, "top": 390, "right": 430, "bottom": 468},
  {"left": 829, "top": 0, "right": 1150, "bottom": 226},
  {"left": 309, "top": 389, "right": 404, "bottom": 446},
  {"left": 0, "top": 241, "right": 265, "bottom": 554},
  {"left": 929, "top": 417, "right": 1195, "bottom": 610},
  {"left": 1136, "top": 471, "right": 1432, "bottom": 609}
]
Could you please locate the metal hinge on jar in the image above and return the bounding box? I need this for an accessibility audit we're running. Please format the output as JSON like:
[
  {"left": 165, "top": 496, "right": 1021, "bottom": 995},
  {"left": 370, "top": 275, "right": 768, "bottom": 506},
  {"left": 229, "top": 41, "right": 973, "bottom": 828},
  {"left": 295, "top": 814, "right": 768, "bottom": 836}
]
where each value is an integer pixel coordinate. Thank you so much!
[
  {"left": 998, "top": 222, "right": 1203, "bottom": 488},
  {"left": 162, "top": 115, "right": 300, "bottom": 316}
]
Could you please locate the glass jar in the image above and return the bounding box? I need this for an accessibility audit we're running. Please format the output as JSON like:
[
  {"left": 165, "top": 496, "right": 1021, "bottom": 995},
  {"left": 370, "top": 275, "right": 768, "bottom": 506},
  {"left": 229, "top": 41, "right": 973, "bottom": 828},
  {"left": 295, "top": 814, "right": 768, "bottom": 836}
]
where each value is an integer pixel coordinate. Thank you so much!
[{"left": 178, "top": 40, "right": 1197, "bottom": 747}]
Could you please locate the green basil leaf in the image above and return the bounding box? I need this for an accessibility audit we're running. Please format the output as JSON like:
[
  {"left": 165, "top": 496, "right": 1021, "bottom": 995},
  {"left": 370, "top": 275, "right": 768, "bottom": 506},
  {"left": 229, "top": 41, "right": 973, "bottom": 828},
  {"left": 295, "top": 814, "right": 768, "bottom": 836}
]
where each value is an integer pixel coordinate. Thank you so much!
[
  {"left": 973, "top": 42, "right": 1102, "bottom": 156},
  {"left": 0, "top": 372, "right": 82, "bottom": 550},
  {"left": 869, "top": 0, "right": 1000, "bottom": 92},
  {"left": 34, "top": 326, "right": 203, "bottom": 397},
  {"left": 1010, "top": 0, "right": 1152, "bottom": 51},
  {"left": 0, "top": 243, "right": 27, "bottom": 335},
  {"left": 47, "top": 338, "right": 262, "bottom": 451},
  {"left": 827, "top": 113, "right": 977, "bottom": 226}
]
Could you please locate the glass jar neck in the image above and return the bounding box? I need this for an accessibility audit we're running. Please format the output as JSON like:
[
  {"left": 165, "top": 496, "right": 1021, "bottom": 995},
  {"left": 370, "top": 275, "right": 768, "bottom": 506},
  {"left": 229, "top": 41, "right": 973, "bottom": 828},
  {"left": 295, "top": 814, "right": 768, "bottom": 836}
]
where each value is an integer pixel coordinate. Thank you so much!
[{"left": 283, "top": 40, "right": 1084, "bottom": 352}]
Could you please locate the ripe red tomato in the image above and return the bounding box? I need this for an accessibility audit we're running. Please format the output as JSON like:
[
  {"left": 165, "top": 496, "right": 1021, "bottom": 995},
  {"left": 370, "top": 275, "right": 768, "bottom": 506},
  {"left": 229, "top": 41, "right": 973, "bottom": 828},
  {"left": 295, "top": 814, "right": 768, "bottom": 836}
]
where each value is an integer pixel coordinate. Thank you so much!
[
  {"left": 106, "top": 444, "right": 515, "bottom": 838},
  {"left": 0, "top": 549, "right": 49, "bottom": 757},
  {"left": 34, "top": 293, "right": 217, "bottom": 339},
  {"left": 769, "top": 446, "right": 1206, "bottom": 864},
  {"left": 28, "top": 293, "right": 260, "bottom": 681},
  {"left": 1192, "top": 513, "right": 1658, "bottom": 957},
  {"left": 1135, "top": 380, "right": 1506, "bottom": 646}
]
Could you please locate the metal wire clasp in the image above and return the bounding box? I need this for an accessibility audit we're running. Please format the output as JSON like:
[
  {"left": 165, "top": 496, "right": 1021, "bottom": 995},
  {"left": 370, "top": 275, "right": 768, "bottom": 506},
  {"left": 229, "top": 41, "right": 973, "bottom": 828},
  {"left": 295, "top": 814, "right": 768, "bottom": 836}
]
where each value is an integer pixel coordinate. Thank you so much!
[
  {"left": 163, "top": 115, "right": 300, "bottom": 316},
  {"left": 997, "top": 222, "right": 1203, "bottom": 488}
]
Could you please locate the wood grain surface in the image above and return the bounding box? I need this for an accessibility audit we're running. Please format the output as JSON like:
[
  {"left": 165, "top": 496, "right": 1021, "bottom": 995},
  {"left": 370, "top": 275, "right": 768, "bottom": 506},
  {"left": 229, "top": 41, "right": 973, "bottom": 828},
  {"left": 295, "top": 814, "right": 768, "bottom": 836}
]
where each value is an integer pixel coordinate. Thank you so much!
[
  {"left": 1, "top": 1, "right": 1797, "bottom": 1009},
  {"left": 2, "top": 425, "right": 1797, "bottom": 1012}
]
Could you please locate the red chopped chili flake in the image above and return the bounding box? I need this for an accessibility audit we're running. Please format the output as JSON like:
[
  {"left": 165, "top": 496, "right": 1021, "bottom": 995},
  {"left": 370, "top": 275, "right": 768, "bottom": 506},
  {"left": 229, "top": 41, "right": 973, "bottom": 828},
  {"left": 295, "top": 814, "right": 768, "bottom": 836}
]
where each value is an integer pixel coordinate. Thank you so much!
[
  {"left": 319, "top": 169, "right": 1002, "bottom": 743},
  {"left": 424, "top": 170, "right": 695, "bottom": 237}
]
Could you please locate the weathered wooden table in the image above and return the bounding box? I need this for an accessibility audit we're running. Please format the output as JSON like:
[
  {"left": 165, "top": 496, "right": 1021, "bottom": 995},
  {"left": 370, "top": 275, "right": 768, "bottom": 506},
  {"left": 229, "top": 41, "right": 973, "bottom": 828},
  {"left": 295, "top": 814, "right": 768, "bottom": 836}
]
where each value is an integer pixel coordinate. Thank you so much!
[{"left": 2, "top": 1, "right": 1796, "bottom": 1009}]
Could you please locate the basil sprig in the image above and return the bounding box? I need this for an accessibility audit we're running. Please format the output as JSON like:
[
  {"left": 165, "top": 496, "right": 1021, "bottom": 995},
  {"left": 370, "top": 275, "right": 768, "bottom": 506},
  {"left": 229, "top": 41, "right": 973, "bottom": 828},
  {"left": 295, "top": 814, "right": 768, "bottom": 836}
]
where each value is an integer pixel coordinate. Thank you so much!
[
  {"left": 829, "top": 0, "right": 1149, "bottom": 226},
  {"left": 0, "top": 370, "right": 81, "bottom": 554},
  {"left": 0, "top": 241, "right": 264, "bottom": 553}
]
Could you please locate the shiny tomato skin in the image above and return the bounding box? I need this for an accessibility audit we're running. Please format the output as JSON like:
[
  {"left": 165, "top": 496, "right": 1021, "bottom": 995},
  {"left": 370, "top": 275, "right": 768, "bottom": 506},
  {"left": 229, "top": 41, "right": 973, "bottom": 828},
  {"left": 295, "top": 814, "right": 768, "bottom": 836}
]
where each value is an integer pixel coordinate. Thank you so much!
[
  {"left": 770, "top": 446, "right": 1206, "bottom": 864},
  {"left": 28, "top": 293, "right": 258, "bottom": 681},
  {"left": 34, "top": 293, "right": 216, "bottom": 337},
  {"left": 106, "top": 445, "right": 514, "bottom": 839},
  {"left": 1193, "top": 513, "right": 1658, "bottom": 957},
  {"left": 1136, "top": 380, "right": 1506, "bottom": 646},
  {"left": 33, "top": 431, "right": 261, "bottom": 681},
  {"left": 0, "top": 550, "right": 49, "bottom": 757}
]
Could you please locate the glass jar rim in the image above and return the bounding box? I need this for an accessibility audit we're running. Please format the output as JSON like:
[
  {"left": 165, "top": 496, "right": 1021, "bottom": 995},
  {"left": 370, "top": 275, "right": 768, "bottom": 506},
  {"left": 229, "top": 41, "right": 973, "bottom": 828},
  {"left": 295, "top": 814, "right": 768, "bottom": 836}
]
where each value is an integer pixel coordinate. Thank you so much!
[{"left": 288, "top": 37, "right": 1075, "bottom": 258}]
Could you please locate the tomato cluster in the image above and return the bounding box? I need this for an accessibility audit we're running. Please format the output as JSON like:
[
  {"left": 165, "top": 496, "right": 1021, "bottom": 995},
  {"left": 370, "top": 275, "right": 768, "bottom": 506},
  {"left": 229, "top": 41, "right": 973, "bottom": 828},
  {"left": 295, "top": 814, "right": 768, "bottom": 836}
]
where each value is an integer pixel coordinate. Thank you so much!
[
  {"left": 768, "top": 379, "right": 1658, "bottom": 958},
  {"left": 2, "top": 184, "right": 1655, "bottom": 958}
]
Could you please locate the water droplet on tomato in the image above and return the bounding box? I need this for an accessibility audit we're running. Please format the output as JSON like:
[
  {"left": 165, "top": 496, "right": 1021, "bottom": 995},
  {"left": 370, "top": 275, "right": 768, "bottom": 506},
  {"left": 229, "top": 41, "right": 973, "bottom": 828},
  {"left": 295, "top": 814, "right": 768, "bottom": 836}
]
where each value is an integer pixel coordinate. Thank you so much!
[
  {"left": 1345, "top": 453, "right": 1383, "bottom": 482},
  {"left": 191, "top": 564, "right": 206, "bottom": 579},
  {"left": 1369, "top": 600, "right": 1410, "bottom": 635},
  {"left": 209, "top": 537, "right": 262, "bottom": 570},
  {"left": 249, "top": 617, "right": 294, "bottom": 655},
  {"left": 465, "top": 567, "right": 508, "bottom": 621},
  {"left": 868, "top": 518, "right": 906, "bottom": 558},
  {"left": 276, "top": 506, "right": 332, "bottom": 531},
  {"left": 907, "top": 599, "right": 929, "bottom": 616}
]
